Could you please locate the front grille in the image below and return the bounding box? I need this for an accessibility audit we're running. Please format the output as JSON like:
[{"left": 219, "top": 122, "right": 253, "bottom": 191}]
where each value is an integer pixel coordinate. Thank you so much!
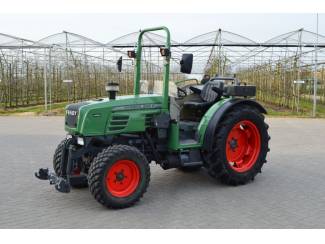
[
  {"left": 65, "top": 111, "right": 78, "bottom": 128},
  {"left": 65, "top": 101, "right": 90, "bottom": 128},
  {"left": 108, "top": 115, "right": 129, "bottom": 131}
]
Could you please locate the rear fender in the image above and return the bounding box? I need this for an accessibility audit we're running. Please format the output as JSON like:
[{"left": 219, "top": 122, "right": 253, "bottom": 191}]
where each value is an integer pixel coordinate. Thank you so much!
[{"left": 198, "top": 98, "right": 266, "bottom": 152}]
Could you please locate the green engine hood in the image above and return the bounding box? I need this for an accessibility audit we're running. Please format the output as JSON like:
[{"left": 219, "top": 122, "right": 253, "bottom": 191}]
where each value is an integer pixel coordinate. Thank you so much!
[{"left": 65, "top": 94, "right": 163, "bottom": 136}]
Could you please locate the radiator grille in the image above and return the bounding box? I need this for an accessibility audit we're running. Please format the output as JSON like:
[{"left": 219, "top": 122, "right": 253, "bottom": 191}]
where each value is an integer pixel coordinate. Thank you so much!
[
  {"left": 108, "top": 115, "right": 129, "bottom": 131},
  {"left": 65, "top": 101, "right": 90, "bottom": 128},
  {"left": 145, "top": 114, "right": 154, "bottom": 127}
]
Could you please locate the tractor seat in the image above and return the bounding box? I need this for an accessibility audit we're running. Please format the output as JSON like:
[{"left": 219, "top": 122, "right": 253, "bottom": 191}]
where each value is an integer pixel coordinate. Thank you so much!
[{"left": 183, "top": 81, "right": 221, "bottom": 110}]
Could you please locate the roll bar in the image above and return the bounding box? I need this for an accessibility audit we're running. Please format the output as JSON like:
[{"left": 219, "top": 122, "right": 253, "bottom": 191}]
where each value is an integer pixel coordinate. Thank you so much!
[{"left": 134, "top": 26, "right": 171, "bottom": 111}]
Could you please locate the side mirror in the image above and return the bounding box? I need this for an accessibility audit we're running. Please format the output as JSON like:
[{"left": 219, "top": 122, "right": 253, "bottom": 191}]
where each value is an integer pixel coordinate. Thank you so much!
[
  {"left": 180, "top": 54, "right": 193, "bottom": 74},
  {"left": 116, "top": 56, "right": 122, "bottom": 72}
]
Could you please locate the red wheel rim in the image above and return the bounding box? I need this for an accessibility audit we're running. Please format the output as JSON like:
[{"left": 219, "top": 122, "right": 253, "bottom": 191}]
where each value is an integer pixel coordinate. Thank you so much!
[
  {"left": 226, "top": 120, "right": 261, "bottom": 173},
  {"left": 105, "top": 159, "right": 140, "bottom": 197}
]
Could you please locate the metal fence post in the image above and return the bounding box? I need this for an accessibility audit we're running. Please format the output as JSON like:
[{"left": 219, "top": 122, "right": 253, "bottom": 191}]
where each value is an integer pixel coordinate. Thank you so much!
[{"left": 313, "top": 13, "right": 319, "bottom": 117}]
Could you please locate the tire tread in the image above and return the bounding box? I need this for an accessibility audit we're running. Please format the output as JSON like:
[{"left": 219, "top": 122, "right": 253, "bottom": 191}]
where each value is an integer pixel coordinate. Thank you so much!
[
  {"left": 206, "top": 105, "right": 270, "bottom": 185},
  {"left": 88, "top": 145, "right": 150, "bottom": 209}
]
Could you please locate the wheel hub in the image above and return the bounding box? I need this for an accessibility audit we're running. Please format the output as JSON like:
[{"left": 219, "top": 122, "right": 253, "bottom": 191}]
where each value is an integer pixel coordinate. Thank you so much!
[
  {"left": 226, "top": 120, "right": 261, "bottom": 173},
  {"left": 115, "top": 170, "right": 126, "bottom": 182},
  {"left": 106, "top": 159, "right": 140, "bottom": 197},
  {"left": 229, "top": 137, "right": 238, "bottom": 151}
]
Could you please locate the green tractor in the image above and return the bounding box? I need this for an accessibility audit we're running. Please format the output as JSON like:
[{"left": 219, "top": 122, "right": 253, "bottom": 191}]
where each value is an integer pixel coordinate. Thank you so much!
[{"left": 35, "top": 27, "right": 270, "bottom": 209}]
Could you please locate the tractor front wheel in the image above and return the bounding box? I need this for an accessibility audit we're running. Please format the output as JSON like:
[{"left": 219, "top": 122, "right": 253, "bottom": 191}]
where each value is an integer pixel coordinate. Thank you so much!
[
  {"left": 88, "top": 145, "right": 150, "bottom": 209},
  {"left": 53, "top": 138, "right": 88, "bottom": 188},
  {"left": 206, "top": 105, "right": 270, "bottom": 185}
]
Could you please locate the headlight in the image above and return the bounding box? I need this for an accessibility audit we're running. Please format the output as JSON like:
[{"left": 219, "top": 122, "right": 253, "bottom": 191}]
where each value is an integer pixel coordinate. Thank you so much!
[{"left": 77, "top": 137, "right": 84, "bottom": 146}]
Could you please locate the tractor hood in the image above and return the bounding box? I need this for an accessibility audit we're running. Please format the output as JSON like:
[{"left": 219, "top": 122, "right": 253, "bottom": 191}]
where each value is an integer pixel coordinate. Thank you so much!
[{"left": 65, "top": 94, "right": 163, "bottom": 136}]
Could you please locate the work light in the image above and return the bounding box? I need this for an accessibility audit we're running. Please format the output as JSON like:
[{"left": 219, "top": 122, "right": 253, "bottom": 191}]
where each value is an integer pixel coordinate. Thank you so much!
[
  {"left": 127, "top": 50, "right": 136, "bottom": 58},
  {"left": 160, "top": 47, "right": 170, "bottom": 57}
]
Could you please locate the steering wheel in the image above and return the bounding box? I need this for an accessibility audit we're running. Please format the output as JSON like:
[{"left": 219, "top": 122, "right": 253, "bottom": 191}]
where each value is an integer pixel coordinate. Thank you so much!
[{"left": 177, "top": 87, "right": 187, "bottom": 98}]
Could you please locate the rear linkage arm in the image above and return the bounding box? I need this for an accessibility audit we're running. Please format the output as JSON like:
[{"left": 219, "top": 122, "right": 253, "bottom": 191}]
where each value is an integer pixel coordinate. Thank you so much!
[
  {"left": 35, "top": 168, "right": 71, "bottom": 193},
  {"left": 35, "top": 139, "right": 76, "bottom": 193}
]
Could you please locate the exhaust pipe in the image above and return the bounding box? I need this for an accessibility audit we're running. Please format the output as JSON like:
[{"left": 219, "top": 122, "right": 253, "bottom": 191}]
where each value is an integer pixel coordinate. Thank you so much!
[{"left": 105, "top": 82, "right": 119, "bottom": 100}]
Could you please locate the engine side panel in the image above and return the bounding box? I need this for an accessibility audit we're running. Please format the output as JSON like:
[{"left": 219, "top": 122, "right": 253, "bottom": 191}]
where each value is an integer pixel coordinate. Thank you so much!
[{"left": 65, "top": 95, "right": 163, "bottom": 136}]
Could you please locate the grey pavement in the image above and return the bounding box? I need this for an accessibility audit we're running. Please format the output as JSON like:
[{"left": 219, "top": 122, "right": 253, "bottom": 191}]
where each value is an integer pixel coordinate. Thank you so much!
[{"left": 0, "top": 116, "right": 324, "bottom": 228}]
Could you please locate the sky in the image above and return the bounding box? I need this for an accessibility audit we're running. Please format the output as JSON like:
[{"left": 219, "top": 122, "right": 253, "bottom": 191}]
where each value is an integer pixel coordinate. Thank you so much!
[{"left": 0, "top": 13, "right": 323, "bottom": 44}]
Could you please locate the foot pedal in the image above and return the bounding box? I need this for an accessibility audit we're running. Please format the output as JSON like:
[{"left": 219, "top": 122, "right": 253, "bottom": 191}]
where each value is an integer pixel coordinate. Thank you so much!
[{"left": 35, "top": 168, "right": 50, "bottom": 180}]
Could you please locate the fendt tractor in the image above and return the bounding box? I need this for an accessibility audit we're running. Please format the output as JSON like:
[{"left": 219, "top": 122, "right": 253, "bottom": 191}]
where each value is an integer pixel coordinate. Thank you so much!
[{"left": 35, "top": 27, "right": 270, "bottom": 209}]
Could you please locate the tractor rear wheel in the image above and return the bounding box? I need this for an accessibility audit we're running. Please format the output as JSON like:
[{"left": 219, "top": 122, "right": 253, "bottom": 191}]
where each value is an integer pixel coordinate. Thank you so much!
[
  {"left": 53, "top": 138, "right": 88, "bottom": 188},
  {"left": 206, "top": 105, "right": 270, "bottom": 185},
  {"left": 88, "top": 145, "right": 150, "bottom": 209}
]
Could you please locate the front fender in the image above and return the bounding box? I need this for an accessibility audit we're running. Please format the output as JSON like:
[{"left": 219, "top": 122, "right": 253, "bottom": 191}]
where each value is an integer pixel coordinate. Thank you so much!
[{"left": 198, "top": 98, "right": 267, "bottom": 152}]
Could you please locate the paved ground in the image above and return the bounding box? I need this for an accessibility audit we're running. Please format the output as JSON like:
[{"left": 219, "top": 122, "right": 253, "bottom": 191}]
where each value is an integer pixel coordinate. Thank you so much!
[{"left": 0, "top": 116, "right": 324, "bottom": 228}]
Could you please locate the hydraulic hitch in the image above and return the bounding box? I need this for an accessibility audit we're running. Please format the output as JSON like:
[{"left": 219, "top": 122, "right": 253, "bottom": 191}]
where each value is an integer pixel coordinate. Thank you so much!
[{"left": 35, "top": 168, "right": 71, "bottom": 193}]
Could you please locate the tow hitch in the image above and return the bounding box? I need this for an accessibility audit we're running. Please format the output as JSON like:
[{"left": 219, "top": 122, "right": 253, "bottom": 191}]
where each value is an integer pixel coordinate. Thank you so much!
[{"left": 35, "top": 168, "right": 71, "bottom": 193}]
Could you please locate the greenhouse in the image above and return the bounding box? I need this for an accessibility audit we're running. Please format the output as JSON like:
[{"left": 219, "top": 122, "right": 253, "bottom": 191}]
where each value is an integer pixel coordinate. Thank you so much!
[{"left": 0, "top": 28, "right": 324, "bottom": 116}]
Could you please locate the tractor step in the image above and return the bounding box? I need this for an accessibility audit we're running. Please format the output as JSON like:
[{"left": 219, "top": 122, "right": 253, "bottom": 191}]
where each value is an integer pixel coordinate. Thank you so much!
[
  {"left": 181, "top": 161, "right": 203, "bottom": 167},
  {"left": 35, "top": 168, "right": 71, "bottom": 193},
  {"left": 180, "top": 149, "right": 203, "bottom": 167},
  {"left": 179, "top": 138, "right": 198, "bottom": 145}
]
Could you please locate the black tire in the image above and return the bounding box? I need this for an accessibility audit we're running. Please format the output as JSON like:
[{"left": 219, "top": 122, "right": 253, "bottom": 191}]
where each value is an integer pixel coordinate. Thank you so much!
[
  {"left": 88, "top": 145, "right": 150, "bottom": 209},
  {"left": 53, "top": 138, "right": 88, "bottom": 188},
  {"left": 178, "top": 165, "right": 202, "bottom": 172},
  {"left": 205, "top": 105, "right": 270, "bottom": 185}
]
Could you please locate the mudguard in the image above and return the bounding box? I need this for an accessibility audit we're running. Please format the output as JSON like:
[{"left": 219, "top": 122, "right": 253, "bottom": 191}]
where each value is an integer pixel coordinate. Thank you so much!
[{"left": 202, "top": 98, "right": 267, "bottom": 152}]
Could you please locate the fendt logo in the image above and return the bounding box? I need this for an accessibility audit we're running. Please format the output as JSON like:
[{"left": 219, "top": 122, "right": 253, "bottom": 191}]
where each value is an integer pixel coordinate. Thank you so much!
[{"left": 66, "top": 110, "right": 77, "bottom": 116}]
